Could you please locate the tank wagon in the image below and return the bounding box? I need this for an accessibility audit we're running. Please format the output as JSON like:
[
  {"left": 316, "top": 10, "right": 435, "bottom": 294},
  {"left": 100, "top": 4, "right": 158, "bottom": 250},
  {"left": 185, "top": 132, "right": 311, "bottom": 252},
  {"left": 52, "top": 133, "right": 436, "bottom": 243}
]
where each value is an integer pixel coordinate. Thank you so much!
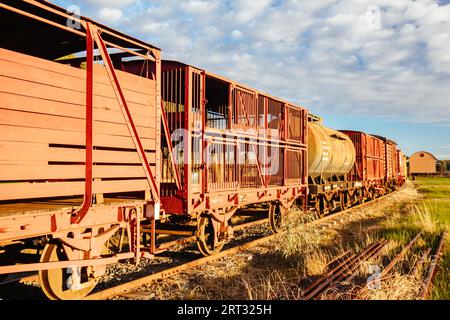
[
  {"left": 0, "top": 0, "right": 406, "bottom": 300},
  {"left": 306, "top": 118, "right": 357, "bottom": 215}
]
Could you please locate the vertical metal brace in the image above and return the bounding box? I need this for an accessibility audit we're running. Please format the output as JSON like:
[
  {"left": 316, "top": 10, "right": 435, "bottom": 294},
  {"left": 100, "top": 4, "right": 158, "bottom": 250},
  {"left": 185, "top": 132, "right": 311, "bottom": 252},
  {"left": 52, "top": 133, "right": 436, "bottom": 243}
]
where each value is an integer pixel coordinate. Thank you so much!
[
  {"left": 160, "top": 100, "right": 182, "bottom": 190},
  {"left": 92, "top": 26, "right": 160, "bottom": 203},
  {"left": 71, "top": 22, "right": 94, "bottom": 224}
]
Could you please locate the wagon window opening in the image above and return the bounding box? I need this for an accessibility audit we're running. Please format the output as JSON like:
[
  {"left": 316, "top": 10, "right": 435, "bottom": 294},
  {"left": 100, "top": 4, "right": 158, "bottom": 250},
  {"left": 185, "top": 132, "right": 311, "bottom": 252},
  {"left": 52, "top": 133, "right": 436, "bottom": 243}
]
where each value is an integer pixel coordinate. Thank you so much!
[
  {"left": 267, "top": 98, "right": 283, "bottom": 139},
  {"left": 205, "top": 77, "right": 229, "bottom": 130},
  {"left": 233, "top": 88, "right": 257, "bottom": 131}
]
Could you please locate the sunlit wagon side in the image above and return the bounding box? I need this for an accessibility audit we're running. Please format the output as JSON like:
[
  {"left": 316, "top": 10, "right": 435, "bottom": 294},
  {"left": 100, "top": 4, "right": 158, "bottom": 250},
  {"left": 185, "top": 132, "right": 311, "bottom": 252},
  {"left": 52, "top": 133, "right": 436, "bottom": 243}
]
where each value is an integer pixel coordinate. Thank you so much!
[
  {"left": 153, "top": 60, "right": 309, "bottom": 255},
  {"left": 0, "top": 0, "right": 162, "bottom": 299},
  {"left": 339, "top": 130, "right": 386, "bottom": 198}
]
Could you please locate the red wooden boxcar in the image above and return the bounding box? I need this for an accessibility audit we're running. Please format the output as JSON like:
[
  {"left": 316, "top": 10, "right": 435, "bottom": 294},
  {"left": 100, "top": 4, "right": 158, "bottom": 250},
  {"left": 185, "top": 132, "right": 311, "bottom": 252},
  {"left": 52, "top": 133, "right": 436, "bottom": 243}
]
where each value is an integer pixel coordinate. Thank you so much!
[
  {"left": 396, "top": 150, "right": 407, "bottom": 186},
  {"left": 339, "top": 130, "right": 386, "bottom": 198},
  {"left": 372, "top": 135, "right": 399, "bottom": 190}
]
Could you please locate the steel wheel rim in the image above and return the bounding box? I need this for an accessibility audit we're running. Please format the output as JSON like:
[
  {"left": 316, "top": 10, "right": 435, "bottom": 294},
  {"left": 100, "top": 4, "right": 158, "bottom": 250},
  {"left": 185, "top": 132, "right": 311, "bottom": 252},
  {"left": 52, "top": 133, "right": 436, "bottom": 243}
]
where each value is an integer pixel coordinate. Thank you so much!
[
  {"left": 38, "top": 243, "right": 97, "bottom": 300},
  {"left": 197, "top": 216, "right": 224, "bottom": 256}
]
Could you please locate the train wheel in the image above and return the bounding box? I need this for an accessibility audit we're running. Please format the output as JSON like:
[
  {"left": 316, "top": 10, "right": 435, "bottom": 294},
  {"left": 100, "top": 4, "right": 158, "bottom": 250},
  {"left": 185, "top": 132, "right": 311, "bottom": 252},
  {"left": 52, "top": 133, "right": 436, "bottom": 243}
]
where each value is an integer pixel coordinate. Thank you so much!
[
  {"left": 268, "top": 203, "right": 284, "bottom": 233},
  {"left": 196, "top": 216, "right": 225, "bottom": 256},
  {"left": 38, "top": 243, "right": 96, "bottom": 300}
]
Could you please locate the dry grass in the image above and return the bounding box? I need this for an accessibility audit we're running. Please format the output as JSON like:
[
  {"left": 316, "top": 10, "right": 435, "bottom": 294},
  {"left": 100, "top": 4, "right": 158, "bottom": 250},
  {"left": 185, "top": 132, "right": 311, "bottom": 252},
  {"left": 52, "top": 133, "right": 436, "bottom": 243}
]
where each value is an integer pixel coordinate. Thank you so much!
[
  {"left": 119, "top": 181, "right": 447, "bottom": 301},
  {"left": 357, "top": 274, "right": 420, "bottom": 300},
  {"left": 242, "top": 270, "right": 302, "bottom": 300}
]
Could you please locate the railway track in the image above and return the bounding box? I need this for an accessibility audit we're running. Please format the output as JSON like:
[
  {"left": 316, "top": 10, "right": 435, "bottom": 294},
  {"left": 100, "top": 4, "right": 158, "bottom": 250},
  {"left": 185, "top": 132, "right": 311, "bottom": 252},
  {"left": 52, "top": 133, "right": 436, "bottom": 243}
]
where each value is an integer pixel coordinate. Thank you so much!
[
  {"left": 84, "top": 189, "right": 402, "bottom": 300},
  {"left": 0, "top": 188, "right": 403, "bottom": 300}
]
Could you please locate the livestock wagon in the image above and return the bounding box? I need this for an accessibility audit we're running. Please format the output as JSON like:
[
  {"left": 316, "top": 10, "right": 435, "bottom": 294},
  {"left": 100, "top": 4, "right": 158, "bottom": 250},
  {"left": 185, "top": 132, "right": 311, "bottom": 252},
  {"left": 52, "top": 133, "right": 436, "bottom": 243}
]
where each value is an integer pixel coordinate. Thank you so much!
[
  {"left": 155, "top": 60, "right": 308, "bottom": 255},
  {"left": 0, "top": 0, "right": 163, "bottom": 300},
  {"left": 0, "top": 0, "right": 309, "bottom": 299}
]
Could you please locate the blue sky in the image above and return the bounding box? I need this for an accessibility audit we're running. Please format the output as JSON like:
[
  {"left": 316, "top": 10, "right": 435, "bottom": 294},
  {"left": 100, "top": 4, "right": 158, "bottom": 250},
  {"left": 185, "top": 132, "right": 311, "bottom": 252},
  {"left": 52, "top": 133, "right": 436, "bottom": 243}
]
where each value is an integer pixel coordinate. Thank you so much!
[{"left": 53, "top": 0, "right": 450, "bottom": 159}]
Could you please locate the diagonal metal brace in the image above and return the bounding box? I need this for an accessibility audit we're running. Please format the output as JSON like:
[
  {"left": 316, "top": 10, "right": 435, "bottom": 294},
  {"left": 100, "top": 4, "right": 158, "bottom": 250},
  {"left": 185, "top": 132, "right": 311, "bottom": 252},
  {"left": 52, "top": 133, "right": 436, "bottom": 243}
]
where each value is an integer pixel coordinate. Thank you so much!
[{"left": 92, "top": 26, "right": 160, "bottom": 203}]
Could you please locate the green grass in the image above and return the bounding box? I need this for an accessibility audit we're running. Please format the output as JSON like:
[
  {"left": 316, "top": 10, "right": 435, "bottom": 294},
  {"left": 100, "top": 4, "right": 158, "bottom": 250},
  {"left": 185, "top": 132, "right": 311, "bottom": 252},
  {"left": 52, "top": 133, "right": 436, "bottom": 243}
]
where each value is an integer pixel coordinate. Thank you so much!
[{"left": 413, "top": 177, "right": 450, "bottom": 300}]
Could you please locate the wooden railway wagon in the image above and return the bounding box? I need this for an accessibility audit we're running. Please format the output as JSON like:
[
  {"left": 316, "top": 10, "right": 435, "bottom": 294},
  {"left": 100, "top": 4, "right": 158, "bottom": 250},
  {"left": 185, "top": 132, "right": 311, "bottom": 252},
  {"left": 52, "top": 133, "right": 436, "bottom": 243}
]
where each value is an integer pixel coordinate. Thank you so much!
[
  {"left": 339, "top": 130, "right": 387, "bottom": 199},
  {"left": 0, "top": 0, "right": 308, "bottom": 299},
  {"left": 0, "top": 0, "right": 163, "bottom": 300},
  {"left": 154, "top": 60, "right": 308, "bottom": 255},
  {"left": 372, "top": 135, "right": 399, "bottom": 191},
  {"left": 397, "top": 150, "right": 407, "bottom": 186}
]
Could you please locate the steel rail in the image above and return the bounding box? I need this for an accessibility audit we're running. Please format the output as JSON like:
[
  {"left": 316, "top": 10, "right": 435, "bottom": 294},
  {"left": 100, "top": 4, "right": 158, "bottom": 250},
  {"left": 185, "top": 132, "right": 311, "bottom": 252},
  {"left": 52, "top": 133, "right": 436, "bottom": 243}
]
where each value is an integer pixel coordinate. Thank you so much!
[
  {"left": 303, "top": 240, "right": 387, "bottom": 300},
  {"left": 321, "top": 240, "right": 390, "bottom": 300},
  {"left": 322, "top": 240, "right": 390, "bottom": 300},
  {"left": 84, "top": 189, "right": 402, "bottom": 300},
  {"left": 410, "top": 248, "right": 432, "bottom": 276},
  {"left": 380, "top": 232, "right": 423, "bottom": 277},
  {"left": 419, "top": 231, "right": 446, "bottom": 300}
]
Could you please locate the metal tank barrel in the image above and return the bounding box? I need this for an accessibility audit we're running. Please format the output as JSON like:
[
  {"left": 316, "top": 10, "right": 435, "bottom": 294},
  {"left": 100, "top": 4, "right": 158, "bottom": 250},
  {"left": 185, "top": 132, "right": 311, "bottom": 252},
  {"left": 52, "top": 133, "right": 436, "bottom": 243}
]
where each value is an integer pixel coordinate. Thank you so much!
[{"left": 308, "top": 122, "right": 356, "bottom": 180}]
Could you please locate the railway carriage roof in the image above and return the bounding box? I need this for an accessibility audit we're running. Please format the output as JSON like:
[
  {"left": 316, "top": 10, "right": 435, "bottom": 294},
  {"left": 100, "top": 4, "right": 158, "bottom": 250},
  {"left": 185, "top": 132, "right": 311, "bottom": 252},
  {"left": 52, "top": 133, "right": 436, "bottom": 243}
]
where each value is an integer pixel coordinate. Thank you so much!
[{"left": 0, "top": 0, "right": 160, "bottom": 60}]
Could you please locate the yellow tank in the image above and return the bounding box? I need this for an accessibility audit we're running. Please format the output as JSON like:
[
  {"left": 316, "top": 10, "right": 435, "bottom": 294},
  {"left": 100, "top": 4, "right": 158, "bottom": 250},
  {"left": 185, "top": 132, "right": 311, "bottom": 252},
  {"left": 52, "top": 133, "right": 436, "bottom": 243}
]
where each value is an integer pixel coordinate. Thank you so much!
[{"left": 308, "top": 122, "right": 355, "bottom": 180}]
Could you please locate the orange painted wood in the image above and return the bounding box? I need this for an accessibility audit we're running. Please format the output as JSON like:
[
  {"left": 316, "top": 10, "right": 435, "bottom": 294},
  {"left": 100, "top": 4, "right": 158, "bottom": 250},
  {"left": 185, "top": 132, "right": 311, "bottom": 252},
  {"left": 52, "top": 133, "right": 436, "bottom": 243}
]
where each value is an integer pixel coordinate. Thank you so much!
[
  {"left": 0, "top": 164, "right": 156, "bottom": 180},
  {"left": 0, "top": 76, "right": 154, "bottom": 116},
  {"left": 0, "top": 48, "right": 160, "bottom": 201},
  {"left": 0, "top": 125, "right": 157, "bottom": 150},
  {"left": 0, "top": 109, "right": 156, "bottom": 137},
  {"left": 0, "top": 142, "right": 156, "bottom": 163},
  {"left": 0, "top": 58, "right": 154, "bottom": 106},
  {"left": 0, "top": 179, "right": 152, "bottom": 201},
  {"left": 0, "top": 48, "right": 155, "bottom": 94},
  {"left": 0, "top": 91, "right": 155, "bottom": 124}
]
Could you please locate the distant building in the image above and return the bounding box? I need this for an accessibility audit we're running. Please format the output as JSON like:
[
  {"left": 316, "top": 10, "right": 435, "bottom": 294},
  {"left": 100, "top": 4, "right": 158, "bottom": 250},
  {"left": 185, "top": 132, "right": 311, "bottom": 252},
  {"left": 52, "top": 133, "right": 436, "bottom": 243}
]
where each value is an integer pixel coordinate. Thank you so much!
[
  {"left": 409, "top": 151, "right": 439, "bottom": 176},
  {"left": 442, "top": 160, "right": 450, "bottom": 174}
]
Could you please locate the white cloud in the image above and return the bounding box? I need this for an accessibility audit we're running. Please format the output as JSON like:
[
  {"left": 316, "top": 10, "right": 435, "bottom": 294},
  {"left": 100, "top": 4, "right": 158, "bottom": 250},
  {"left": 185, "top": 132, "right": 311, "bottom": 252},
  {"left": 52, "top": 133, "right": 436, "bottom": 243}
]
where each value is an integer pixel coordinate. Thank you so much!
[
  {"left": 82, "top": 0, "right": 136, "bottom": 8},
  {"left": 231, "top": 30, "right": 242, "bottom": 39},
  {"left": 53, "top": 0, "right": 450, "bottom": 125},
  {"left": 98, "top": 8, "right": 123, "bottom": 22}
]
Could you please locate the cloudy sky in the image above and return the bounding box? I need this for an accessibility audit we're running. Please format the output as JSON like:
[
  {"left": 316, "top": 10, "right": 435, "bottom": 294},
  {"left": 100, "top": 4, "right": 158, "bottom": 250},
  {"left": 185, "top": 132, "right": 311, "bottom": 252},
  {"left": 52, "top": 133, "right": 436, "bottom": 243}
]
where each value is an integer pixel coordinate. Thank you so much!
[{"left": 53, "top": 0, "right": 450, "bottom": 158}]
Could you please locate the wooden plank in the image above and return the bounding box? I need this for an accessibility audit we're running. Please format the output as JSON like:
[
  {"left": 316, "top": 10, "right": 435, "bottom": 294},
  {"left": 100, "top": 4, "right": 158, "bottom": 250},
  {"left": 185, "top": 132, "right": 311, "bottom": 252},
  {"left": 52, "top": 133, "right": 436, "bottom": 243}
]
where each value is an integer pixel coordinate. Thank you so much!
[
  {"left": 0, "top": 58, "right": 154, "bottom": 106},
  {"left": 0, "top": 179, "right": 152, "bottom": 201},
  {"left": 0, "top": 125, "right": 156, "bottom": 150},
  {"left": 0, "top": 141, "right": 156, "bottom": 163},
  {"left": 0, "top": 76, "right": 154, "bottom": 113},
  {"left": 0, "top": 164, "right": 156, "bottom": 180},
  {"left": 0, "top": 109, "right": 156, "bottom": 137},
  {"left": 0, "top": 92, "right": 155, "bottom": 127},
  {"left": 0, "top": 48, "right": 156, "bottom": 94}
]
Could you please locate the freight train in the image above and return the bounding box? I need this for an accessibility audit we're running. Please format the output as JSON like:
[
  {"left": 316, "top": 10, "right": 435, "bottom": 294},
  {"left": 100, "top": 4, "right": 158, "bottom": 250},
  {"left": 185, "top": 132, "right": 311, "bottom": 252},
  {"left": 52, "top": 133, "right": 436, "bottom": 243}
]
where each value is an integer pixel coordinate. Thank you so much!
[{"left": 0, "top": 1, "right": 406, "bottom": 299}]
